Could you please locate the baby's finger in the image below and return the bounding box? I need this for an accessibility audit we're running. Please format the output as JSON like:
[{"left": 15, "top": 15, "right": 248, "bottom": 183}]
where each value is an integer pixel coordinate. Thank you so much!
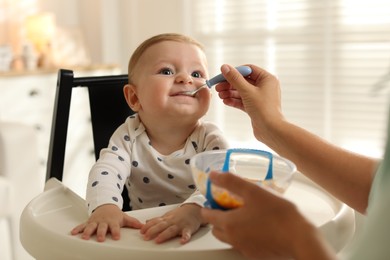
[
  {"left": 140, "top": 217, "right": 161, "bottom": 234},
  {"left": 180, "top": 227, "right": 192, "bottom": 244},
  {"left": 154, "top": 225, "right": 180, "bottom": 244},
  {"left": 142, "top": 219, "right": 170, "bottom": 240},
  {"left": 81, "top": 222, "right": 98, "bottom": 240},
  {"left": 108, "top": 222, "right": 121, "bottom": 240},
  {"left": 70, "top": 223, "right": 86, "bottom": 235},
  {"left": 123, "top": 214, "right": 144, "bottom": 229},
  {"left": 96, "top": 222, "right": 108, "bottom": 242}
]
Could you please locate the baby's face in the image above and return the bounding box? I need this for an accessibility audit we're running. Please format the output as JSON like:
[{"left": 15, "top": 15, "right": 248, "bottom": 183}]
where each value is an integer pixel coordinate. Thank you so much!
[{"left": 129, "top": 41, "right": 211, "bottom": 124}]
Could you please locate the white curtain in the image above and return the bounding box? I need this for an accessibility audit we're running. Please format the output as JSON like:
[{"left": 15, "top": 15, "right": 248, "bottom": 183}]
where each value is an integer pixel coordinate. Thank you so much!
[{"left": 188, "top": 0, "right": 390, "bottom": 157}]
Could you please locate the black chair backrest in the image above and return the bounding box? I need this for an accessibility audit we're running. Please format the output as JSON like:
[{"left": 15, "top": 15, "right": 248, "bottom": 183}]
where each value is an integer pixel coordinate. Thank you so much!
[{"left": 46, "top": 69, "right": 133, "bottom": 210}]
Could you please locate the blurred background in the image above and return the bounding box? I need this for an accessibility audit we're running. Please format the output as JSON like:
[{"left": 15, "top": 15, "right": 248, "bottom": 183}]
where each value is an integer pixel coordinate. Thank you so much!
[
  {"left": 0, "top": 0, "right": 390, "bottom": 259},
  {"left": 2, "top": 0, "right": 390, "bottom": 155}
]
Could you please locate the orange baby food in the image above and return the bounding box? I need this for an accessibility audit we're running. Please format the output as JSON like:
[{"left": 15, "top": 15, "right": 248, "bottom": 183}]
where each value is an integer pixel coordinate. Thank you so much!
[
  {"left": 213, "top": 189, "right": 243, "bottom": 209},
  {"left": 195, "top": 168, "right": 283, "bottom": 209}
]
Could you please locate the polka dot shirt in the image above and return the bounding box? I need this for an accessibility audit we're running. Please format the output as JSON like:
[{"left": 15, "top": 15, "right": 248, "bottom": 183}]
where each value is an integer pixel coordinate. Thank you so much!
[{"left": 86, "top": 114, "right": 229, "bottom": 214}]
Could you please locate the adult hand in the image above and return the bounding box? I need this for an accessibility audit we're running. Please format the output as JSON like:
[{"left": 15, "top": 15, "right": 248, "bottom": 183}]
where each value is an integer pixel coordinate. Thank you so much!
[
  {"left": 217, "top": 64, "right": 376, "bottom": 214},
  {"left": 215, "top": 64, "right": 283, "bottom": 142},
  {"left": 201, "top": 172, "right": 335, "bottom": 260},
  {"left": 71, "top": 204, "right": 144, "bottom": 242}
]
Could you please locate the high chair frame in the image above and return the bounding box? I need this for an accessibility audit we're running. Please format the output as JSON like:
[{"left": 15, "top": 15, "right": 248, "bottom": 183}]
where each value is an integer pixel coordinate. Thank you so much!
[{"left": 46, "top": 69, "right": 133, "bottom": 211}]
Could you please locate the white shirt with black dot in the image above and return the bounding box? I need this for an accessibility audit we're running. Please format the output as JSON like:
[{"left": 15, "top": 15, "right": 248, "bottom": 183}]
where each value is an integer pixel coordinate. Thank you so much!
[{"left": 86, "top": 114, "right": 229, "bottom": 214}]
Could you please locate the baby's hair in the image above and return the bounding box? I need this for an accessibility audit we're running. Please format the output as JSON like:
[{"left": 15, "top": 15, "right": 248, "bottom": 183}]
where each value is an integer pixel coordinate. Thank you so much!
[{"left": 128, "top": 33, "right": 204, "bottom": 83}]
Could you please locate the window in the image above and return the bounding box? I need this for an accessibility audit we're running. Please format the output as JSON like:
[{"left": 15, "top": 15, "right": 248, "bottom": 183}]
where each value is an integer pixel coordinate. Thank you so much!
[{"left": 188, "top": 0, "right": 390, "bottom": 157}]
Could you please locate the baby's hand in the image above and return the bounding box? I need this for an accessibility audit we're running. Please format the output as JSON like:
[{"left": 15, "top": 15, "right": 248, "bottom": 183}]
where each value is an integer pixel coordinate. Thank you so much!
[
  {"left": 140, "top": 204, "right": 204, "bottom": 244},
  {"left": 71, "top": 204, "right": 144, "bottom": 242}
]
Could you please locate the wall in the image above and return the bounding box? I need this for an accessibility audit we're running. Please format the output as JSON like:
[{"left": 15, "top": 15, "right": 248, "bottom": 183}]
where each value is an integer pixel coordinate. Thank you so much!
[
  {"left": 38, "top": 0, "right": 188, "bottom": 73},
  {"left": 118, "top": 0, "right": 188, "bottom": 71}
]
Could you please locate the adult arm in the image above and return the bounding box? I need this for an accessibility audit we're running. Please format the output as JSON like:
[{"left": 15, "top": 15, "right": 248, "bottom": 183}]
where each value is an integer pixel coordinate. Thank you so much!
[{"left": 216, "top": 64, "right": 379, "bottom": 213}]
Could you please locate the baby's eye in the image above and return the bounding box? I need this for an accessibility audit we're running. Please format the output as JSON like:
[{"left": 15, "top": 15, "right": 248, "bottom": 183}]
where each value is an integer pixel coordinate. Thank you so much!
[
  {"left": 159, "top": 68, "right": 174, "bottom": 75},
  {"left": 191, "top": 71, "right": 202, "bottom": 78}
]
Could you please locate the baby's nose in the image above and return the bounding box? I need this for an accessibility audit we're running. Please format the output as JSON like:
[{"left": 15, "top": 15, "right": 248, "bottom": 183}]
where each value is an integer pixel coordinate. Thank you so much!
[{"left": 176, "top": 73, "right": 193, "bottom": 84}]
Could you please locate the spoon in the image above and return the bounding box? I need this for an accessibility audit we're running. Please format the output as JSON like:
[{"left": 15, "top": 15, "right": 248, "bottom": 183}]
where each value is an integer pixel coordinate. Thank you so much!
[{"left": 182, "top": 65, "right": 252, "bottom": 96}]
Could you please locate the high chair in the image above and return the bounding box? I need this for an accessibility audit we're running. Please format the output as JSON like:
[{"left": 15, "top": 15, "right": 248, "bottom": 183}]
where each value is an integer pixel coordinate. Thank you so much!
[{"left": 19, "top": 69, "right": 357, "bottom": 260}]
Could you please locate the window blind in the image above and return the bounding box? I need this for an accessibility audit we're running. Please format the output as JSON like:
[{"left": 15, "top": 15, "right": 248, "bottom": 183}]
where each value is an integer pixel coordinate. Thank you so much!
[{"left": 188, "top": 0, "right": 390, "bottom": 157}]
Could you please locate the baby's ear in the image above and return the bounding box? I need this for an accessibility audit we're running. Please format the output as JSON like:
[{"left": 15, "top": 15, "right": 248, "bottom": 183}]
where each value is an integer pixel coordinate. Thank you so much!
[{"left": 123, "top": 84, "right": 141, "bottom": 111}]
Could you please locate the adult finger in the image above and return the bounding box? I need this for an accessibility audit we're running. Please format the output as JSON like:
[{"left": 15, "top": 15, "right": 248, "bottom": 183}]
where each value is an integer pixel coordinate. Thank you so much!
[
  {"left": 221, "top": 64, "right": 278, "bottom": 93},
  {"left": 201, "top": 207, "right": 224, "bottom": 224},
  {"left": 220, "top": 64, "right": 253, "bottom": 93},
  {"left": 204, "top": 221, "right": 230, "bottom": 245}
]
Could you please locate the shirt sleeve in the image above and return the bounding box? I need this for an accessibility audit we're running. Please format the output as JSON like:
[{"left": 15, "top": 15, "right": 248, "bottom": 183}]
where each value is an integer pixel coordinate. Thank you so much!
[
  {"left": 182, "top": 190, "right": 207, "bottom": 207},
  {"left": 200, "top": 121, "right": 230, "bottom": 151},
  {"left": 85, "top": 122, "right": 132, "bottom": 215}
]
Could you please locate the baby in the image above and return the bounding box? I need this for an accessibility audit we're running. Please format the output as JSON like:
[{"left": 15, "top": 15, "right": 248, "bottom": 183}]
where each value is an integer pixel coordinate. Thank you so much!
[{"left": 71, "top": 33, "right": 229, "bottom": 244}]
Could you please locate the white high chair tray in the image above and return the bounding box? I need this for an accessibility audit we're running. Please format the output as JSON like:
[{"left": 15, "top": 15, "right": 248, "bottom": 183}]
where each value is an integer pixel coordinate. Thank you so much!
[{"left": 20, "top": 173, "right": 355, "bottom": 260}]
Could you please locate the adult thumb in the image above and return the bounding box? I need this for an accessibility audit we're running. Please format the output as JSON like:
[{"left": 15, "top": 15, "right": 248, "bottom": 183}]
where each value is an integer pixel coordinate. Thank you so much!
[{"left": 220, "top": 64, "right": 251, "bottom": 92}]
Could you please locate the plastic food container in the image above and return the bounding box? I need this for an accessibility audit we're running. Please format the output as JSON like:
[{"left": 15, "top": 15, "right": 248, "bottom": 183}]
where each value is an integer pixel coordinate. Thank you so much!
[{"left": 190, "top": 148, "right": 297, "bottom": 209}]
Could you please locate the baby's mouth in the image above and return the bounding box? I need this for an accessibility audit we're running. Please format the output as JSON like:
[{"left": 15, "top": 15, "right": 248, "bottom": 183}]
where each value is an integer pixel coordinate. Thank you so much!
[{"left": 171, "top": 91, "right": 197, "bottom": 97}]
